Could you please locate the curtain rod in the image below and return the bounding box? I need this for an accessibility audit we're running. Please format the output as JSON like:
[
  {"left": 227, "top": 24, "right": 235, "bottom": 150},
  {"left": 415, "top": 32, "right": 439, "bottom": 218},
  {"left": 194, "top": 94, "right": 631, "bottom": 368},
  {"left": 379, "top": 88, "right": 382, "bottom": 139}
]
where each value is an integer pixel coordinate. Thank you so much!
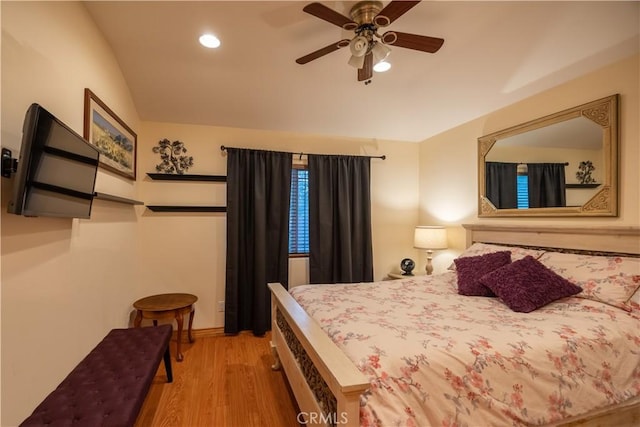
[
  {"left": 518, "top": 162, "right": 569, "bottom": 165},
  {"left": 220, "top": 145, "right": 386, "bottom": 160}
]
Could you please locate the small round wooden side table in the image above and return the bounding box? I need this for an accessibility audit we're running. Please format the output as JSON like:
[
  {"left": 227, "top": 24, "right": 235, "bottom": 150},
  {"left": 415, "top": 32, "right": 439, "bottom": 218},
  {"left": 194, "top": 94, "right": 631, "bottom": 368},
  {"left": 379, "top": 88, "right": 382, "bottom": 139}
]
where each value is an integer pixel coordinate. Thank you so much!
[{"left": 133, "top": 293, "right": 197, "bottom": 362}]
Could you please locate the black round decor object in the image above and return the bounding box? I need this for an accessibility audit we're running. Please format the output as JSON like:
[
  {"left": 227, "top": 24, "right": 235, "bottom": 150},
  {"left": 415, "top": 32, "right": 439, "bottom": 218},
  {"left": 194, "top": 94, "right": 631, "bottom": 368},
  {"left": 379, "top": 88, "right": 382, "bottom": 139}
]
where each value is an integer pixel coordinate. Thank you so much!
[{"left": 400, "top": 258, "right": 415, "bottom": 275}]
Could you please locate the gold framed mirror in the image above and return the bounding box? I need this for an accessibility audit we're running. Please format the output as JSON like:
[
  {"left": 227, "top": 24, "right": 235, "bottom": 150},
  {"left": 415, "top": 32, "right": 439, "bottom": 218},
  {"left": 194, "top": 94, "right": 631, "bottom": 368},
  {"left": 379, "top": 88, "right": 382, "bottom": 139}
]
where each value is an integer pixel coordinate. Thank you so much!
[{"left": 478, "top": 94, "right": 618, "bottom": 217}]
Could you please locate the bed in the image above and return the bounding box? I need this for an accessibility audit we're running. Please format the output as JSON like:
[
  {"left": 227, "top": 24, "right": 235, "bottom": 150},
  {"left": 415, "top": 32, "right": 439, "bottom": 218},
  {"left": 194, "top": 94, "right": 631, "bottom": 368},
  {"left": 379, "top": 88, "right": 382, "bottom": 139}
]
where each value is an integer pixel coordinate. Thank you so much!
[{"left": 268, "top": 224, "right": 640, "bottom": 426}]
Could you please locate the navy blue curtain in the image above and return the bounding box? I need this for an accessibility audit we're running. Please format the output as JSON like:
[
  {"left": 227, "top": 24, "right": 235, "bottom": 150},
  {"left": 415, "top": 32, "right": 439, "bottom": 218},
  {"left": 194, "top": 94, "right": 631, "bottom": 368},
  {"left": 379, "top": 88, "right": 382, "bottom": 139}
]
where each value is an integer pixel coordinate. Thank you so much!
[
  {"left": 527, "top": 163, "right": 566, "bottom": 208},
  {"left": 225, "top": 148, "right": 292, "bottom": 335},
  {"left": 308, "top": 154, "right": 373, "bottom": 284}
]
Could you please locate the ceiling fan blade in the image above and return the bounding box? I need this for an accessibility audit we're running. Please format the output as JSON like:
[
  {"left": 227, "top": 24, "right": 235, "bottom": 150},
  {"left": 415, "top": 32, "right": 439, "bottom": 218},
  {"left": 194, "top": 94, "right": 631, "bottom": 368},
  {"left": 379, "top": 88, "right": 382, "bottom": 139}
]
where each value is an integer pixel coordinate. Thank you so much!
[
  {"left": 374, "top": 1, "right": 421, "bottom": 27},
  {"left": 358, "top": 53, "right": 373, "bottom": 81},
  {"left": 303, "top": 2, "right": 357, "bottom": 30},
  {"left": 382, "top": 31, "right": 444, "bottom": 53},
  {"left": 296, "top": 39, "right": 350, "bottom": 64}
]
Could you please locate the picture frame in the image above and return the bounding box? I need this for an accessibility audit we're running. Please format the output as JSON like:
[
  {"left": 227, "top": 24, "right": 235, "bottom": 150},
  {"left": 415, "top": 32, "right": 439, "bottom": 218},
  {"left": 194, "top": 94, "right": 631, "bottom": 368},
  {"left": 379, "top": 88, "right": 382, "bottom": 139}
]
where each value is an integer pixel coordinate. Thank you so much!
[{"left": 83, "top": 88, "right": 137, "bottom": 180}]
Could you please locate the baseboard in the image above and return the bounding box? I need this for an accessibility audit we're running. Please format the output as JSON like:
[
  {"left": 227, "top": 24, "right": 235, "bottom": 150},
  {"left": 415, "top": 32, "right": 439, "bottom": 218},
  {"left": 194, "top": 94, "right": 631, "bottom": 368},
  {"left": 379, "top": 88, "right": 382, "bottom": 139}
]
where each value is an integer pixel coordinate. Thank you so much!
[
  {"left": 192, "top": 327, "right": 226, "bottom": 338},
  {"left": 169, "top": 327, "right": 271, "bottom": 340},
  {"left": 171, "top": 327, "right": 225, "bottom": 340}
]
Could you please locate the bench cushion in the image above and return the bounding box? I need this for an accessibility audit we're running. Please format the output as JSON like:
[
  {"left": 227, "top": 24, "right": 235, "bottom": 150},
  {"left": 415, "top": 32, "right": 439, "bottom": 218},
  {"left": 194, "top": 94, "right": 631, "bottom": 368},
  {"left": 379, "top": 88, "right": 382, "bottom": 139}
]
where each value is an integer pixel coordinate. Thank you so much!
[{"left": 20, "top": 325, "right": 172, "bottom": 427}]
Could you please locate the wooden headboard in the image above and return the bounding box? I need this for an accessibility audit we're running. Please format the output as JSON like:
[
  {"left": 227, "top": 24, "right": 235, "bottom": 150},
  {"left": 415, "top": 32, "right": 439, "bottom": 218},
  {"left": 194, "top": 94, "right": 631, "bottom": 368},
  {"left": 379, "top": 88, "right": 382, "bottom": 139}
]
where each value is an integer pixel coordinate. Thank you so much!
[{"left": 462, "top": 224, "right": 640, "bottom": 256}]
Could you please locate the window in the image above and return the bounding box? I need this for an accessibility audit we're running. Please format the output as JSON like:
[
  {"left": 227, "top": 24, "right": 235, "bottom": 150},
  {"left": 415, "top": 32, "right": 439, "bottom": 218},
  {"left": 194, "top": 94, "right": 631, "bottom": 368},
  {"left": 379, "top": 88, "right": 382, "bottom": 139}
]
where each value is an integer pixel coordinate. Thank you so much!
[
  {"left": 517, "top": 173, "right": 529, "bottom": 209},
  {"left": 289, "top": 167, "right": 309, "bottom": 254}
]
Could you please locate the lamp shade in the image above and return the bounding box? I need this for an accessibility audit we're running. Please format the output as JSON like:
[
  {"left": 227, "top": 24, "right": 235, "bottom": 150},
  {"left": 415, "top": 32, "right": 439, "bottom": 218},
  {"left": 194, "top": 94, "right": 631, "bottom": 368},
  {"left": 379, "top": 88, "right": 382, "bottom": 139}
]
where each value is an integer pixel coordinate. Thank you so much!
[
  {"left": 349, "top": 36, "right": 368, "bottom": 57},
  {"left": 371, "top": 41, "right": 390, "bottom": 63},
  {"left": 348, "top": 54, "right": 366, "bottom": 69},
  {"left": 414, "top": 226, "right": 447, "bottom": 250},
  {"left": 348, "top": 36, "right": 369, "bottom": 69}
]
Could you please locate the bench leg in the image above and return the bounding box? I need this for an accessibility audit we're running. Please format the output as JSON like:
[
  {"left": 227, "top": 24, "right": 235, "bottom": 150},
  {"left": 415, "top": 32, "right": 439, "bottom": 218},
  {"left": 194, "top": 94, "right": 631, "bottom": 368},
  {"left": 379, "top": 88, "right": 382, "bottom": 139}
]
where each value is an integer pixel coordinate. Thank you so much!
[{"left": 163, "top": 346, "right": 173, "bottom": 383}]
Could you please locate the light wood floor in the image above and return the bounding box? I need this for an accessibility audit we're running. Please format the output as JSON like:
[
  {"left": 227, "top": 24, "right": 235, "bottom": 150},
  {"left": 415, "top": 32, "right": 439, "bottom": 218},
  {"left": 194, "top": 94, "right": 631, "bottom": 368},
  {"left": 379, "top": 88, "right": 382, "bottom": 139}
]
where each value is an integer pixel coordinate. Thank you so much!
[{"left": 135, "top": 331, "right": 301, "bottom": 427}]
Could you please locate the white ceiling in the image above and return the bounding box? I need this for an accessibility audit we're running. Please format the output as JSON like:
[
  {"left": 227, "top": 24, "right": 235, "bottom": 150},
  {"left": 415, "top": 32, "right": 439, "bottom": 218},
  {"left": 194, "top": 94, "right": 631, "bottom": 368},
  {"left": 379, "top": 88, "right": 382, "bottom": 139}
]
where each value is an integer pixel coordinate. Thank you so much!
[{"left": 83, "top": 1, "right": 639, "bottom": 143}]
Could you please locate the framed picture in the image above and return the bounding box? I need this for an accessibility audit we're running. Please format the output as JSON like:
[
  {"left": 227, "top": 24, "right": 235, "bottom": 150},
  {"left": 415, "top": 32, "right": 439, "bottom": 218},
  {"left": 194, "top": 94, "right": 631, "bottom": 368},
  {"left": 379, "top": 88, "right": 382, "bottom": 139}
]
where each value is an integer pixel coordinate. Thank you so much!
[{"left": 83, "top": 88, "right": 137, "bottom": 180}]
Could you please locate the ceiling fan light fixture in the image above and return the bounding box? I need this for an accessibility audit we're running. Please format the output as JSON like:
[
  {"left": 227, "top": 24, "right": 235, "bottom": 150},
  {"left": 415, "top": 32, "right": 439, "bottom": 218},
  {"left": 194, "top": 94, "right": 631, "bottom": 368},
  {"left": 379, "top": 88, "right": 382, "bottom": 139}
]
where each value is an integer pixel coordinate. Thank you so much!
[
  {"left": 199, "top": 33, "right": 220, "bottom": 49},
  {"left": 371, "top": 42, "right": 391, "bottom": 63},
  {"left": 348, "top": 54, "right": 367, "bottom": 69},
  {"left": 349, "top": 36, "right": 369, "bottom": 57},
  {"left": 373, "top": 61, "right": 391, "bottom": 73}
]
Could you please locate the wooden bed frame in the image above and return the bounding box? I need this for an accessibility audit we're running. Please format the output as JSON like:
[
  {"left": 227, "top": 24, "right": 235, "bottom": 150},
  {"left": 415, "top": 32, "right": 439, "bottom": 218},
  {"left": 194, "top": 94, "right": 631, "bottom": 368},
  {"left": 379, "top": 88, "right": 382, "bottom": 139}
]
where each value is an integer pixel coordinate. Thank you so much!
[{"left": 268, "top": 224, "right": 640, "bottom": 427}]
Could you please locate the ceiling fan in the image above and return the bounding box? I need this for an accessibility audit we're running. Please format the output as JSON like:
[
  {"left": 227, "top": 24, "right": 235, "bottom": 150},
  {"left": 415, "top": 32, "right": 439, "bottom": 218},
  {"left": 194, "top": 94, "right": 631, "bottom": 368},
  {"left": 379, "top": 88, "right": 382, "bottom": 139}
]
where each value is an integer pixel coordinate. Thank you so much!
[{"left": 296, "top": 1, "right": 444, "bottom": 83}]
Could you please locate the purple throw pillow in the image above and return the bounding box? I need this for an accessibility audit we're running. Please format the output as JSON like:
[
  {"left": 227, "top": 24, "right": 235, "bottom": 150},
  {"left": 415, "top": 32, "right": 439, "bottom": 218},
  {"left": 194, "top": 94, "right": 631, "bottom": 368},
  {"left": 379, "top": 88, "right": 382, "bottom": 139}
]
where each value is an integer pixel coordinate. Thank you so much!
[
  {"left": 479, "top": 255, "right": 582, "bottom": 313},
  {"left": 454, "top": 251, "right": 511, "bottom": 297}
]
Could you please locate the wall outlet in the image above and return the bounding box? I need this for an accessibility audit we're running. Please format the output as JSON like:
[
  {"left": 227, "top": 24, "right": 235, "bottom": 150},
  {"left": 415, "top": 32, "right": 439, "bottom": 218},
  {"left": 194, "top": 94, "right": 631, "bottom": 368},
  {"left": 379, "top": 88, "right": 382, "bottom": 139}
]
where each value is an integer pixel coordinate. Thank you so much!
[{"left": 217, "top": 301, "right": 225, "bottom": 312}]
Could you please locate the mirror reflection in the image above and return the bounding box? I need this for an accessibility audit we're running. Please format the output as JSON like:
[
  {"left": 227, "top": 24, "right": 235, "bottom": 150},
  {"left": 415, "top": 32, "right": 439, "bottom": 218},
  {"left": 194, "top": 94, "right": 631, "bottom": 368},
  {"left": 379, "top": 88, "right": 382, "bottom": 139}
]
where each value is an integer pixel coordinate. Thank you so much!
[
  {"left": 478, "top": 94, "right": 618, "bottom": 217},
  {"left": 485, "top": 117, "right": 603, "bottom": 208}
]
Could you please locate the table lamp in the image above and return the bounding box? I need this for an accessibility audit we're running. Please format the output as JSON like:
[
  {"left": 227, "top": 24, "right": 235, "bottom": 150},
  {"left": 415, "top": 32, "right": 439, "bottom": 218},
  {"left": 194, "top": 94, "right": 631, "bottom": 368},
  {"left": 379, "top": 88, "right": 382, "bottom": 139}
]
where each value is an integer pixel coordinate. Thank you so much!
[{"left": 414, "top": 226, "right": 448, "bottom": 275}]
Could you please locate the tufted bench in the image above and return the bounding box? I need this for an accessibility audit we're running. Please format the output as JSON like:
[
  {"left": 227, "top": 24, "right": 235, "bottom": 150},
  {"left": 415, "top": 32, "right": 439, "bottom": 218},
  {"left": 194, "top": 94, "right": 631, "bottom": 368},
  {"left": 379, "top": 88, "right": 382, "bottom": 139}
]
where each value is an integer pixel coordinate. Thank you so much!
[{"left": 20, "top": 325, "right": 173, "bottom": 427}]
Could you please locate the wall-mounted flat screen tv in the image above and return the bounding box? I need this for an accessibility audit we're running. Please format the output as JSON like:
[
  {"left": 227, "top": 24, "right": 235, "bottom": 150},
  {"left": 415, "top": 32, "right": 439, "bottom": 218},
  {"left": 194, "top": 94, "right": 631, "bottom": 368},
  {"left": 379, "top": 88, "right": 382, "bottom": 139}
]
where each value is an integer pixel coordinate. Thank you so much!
[{"left": 7, "top": 103, "right": 100, "bottom": 219}]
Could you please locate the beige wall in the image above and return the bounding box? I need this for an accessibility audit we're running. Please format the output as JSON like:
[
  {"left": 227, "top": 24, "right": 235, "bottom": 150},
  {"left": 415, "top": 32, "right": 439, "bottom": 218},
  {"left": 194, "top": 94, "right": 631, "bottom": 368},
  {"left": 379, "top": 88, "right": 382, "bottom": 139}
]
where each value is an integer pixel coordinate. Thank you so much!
[
  {"left": 137, "top": 122, "right": 420, "bottom": 327},
  {"left": 419, "top": 54, "right": 640, "bottom": 263},
  {"left": 1, "top": 2, "right": 141, "bottom": 425}
]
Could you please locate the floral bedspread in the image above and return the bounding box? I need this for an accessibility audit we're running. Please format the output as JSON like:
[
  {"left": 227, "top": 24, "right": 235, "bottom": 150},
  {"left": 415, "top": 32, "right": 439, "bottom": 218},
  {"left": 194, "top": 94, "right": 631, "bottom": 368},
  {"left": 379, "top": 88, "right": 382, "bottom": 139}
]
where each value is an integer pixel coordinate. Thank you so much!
[{"left": 289, "top": 272, "right": 640, "bottom": 427}]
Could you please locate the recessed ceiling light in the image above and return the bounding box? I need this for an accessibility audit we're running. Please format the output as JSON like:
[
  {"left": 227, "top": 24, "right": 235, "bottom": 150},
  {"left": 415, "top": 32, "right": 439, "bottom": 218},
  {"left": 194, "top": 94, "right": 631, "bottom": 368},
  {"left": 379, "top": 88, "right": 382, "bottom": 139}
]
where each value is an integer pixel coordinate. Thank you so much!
[
  {"left": 199, "top": 34, "right": 220, "bottom": 49},
  {"left": 373, "top": 61, "right": 391, "bottom": 73}
]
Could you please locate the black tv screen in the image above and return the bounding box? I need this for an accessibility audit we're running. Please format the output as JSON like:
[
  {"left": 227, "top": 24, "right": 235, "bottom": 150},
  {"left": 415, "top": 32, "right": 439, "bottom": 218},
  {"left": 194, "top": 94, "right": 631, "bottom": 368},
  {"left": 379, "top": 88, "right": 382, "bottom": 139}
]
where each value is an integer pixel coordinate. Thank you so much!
[{"left": 7, "top": 103, "right": 100, "bottom": 219}]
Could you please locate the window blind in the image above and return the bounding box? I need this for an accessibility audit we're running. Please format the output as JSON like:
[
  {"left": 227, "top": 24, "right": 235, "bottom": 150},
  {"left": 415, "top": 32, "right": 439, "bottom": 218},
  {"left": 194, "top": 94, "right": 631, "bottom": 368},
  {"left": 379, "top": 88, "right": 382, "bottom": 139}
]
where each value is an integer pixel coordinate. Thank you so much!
[
  {"left": 289, "top": 168, "right": 309, "bottom": 254},
  {"left": 517, "top": 174, "right": 529, "bottom": 209}
]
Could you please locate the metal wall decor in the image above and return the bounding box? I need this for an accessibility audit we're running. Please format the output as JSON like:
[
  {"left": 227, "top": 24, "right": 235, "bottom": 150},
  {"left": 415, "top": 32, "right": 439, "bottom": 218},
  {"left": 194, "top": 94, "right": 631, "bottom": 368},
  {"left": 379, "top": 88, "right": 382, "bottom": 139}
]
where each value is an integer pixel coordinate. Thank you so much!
[
  {"left": 152, "top": 138, "right": 194, "bottom": 174},
  {"left": 576, "top": 160, "right": 596, "bottom": 184}
]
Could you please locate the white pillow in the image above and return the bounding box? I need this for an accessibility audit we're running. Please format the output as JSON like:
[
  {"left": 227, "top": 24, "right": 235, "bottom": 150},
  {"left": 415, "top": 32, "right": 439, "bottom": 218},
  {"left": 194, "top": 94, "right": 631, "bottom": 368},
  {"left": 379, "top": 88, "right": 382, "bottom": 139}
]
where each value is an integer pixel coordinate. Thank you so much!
[
  {"left": 449, "top": 242, "right": 545, "bottom": 271},
  {"left": 538, "top": 251, "right": 640, "bottom": 312}
]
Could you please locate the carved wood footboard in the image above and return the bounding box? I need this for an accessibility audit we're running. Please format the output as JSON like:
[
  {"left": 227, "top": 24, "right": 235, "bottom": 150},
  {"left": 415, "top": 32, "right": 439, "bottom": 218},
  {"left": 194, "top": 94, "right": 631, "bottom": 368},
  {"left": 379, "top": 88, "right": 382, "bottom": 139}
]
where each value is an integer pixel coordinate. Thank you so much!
[{"left": 268, "top": 282, "right": 368, "bottom": 427}]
